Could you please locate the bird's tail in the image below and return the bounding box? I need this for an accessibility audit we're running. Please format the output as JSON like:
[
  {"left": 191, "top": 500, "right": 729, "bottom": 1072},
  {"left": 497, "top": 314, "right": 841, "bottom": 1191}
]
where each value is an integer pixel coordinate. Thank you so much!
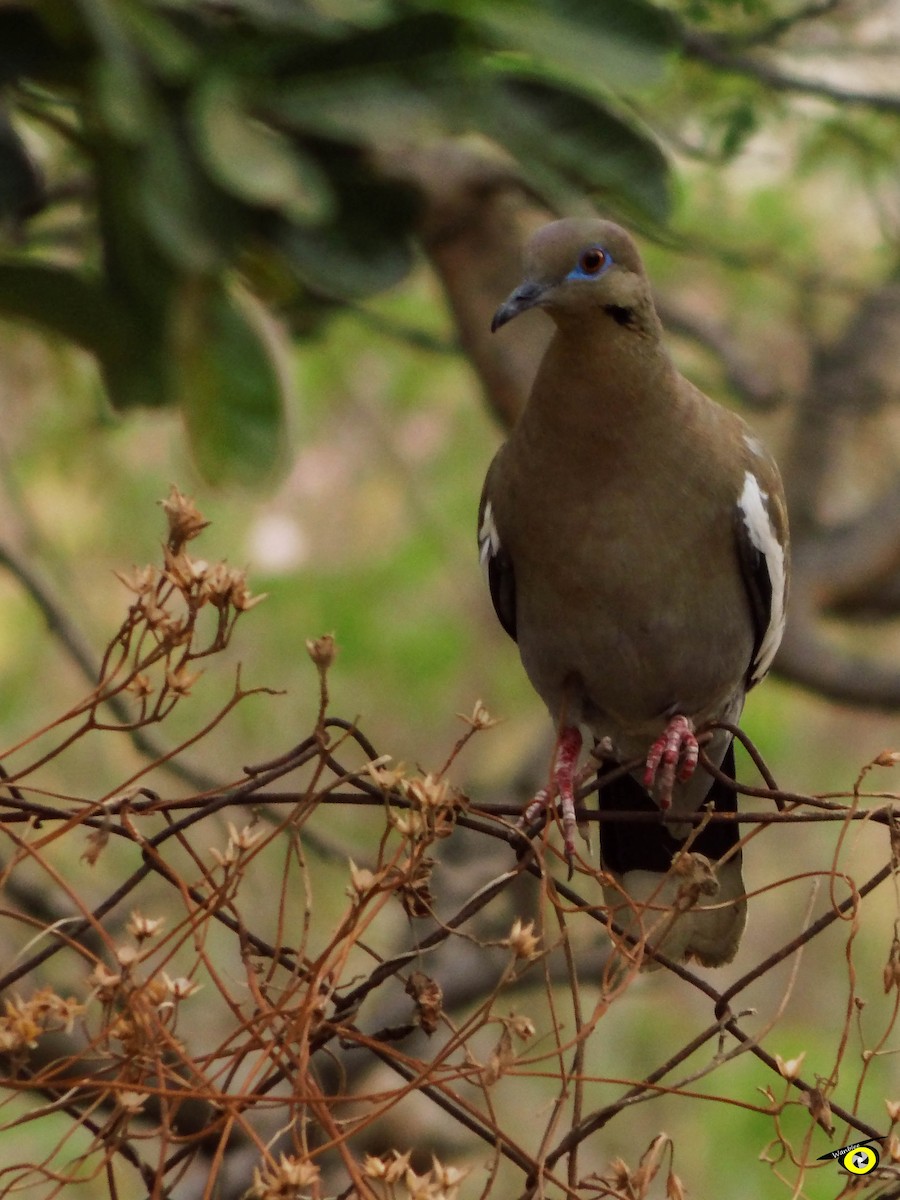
[{"left": 597, "top": 741, "right": 746, "bottom": 968}]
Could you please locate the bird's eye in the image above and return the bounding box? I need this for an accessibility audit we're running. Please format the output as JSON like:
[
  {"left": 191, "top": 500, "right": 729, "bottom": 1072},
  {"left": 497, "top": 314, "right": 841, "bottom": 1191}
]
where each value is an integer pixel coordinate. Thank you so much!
[{"left": 578, "top": 247, "right": 607, "bottom": 275}]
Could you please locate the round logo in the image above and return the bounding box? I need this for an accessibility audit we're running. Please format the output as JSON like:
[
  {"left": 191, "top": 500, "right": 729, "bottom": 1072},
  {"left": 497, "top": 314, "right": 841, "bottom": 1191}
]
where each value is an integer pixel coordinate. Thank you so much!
[{"left": 841, "top": 1145, "right": 879, "bottom": 1175}]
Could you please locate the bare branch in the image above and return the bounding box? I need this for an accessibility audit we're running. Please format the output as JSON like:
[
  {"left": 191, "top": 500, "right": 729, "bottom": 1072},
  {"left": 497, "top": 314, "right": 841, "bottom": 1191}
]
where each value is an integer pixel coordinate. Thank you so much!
[{"left": 0, "top": 536, "right": 217, "bottom": 791}]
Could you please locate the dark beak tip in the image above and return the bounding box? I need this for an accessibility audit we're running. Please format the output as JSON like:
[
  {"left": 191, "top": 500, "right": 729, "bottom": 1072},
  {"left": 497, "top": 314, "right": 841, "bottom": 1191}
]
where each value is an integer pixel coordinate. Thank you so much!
[{"left": 489, "top": 281, "right": 544, "bottom": 333}]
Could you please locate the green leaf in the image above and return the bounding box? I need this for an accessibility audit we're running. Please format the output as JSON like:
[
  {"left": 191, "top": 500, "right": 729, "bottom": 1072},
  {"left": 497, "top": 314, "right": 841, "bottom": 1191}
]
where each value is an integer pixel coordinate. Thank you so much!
[
  {"left": 279, "top": 146, "right": 419, "bottom": 300},
  {"left": 718, "top": 99, "right": 758, "bottom": 160},
  {"left": 138, "top": 109, "right": 230, "bottom": 271},
  {"left": 0, "top": 258, "right": 171, "bottom": 408},
  {"left": 172, "top": 277, "right": 289, "bottom": 486},
  {"left": 271, "top": 74, "right": 446, "bottom": 147},
  {"left": 473, "top": 0, "right": 675, "bottom": 91},
  {"left": 191, "top": 74, "right": 333, "bottom": 223},
  {"left": 75, "top": 0, "right": 156, "bottom": 144},
  {"left": 487, "top": 74, "right": 671, "bottom": 223},
  {"left": 92, "top": 52, "right": 154, "bottom": 143},
  {"left": 0, "top": 260, "right": 126, "bottom": 352},
  {"left": 116, "top": 0, "right": 198, "bottom": 82},
  {"left": 283, "top": 222, "right": 415, "bottom": 300}
]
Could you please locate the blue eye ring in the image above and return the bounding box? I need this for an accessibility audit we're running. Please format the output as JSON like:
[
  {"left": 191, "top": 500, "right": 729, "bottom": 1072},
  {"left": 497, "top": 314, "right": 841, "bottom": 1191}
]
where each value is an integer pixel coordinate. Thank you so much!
[{"left": 567, "top": 245, "right": 612, "bottom": 280}]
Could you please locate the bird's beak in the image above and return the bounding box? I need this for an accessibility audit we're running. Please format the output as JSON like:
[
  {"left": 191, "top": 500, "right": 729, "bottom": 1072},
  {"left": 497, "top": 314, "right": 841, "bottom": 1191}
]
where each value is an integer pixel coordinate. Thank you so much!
[{"left": 491, "top": 280, "right": 548, "bottom": 332}]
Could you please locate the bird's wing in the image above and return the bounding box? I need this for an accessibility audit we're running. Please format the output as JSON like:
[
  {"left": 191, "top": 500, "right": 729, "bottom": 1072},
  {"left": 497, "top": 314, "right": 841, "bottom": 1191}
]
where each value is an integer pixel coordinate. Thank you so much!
[
  {"left": 478, "top": 466, "right": 517, "bottom": 643},
  {"left": 734, "top": 463, "right": 789, "bottom": 688}
]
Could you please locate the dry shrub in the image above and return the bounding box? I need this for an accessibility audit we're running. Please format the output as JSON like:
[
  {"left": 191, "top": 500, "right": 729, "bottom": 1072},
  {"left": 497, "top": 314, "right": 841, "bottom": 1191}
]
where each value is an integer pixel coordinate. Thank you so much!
[{"left": 1, "top": 491, "right": 899, "bottom": 1199}]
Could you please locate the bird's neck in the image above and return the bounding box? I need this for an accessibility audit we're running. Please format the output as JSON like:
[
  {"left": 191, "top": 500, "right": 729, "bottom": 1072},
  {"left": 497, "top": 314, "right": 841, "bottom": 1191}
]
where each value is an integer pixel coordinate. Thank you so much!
[{"left": 522, "top": 313, "right": 678, "bottom": 444}]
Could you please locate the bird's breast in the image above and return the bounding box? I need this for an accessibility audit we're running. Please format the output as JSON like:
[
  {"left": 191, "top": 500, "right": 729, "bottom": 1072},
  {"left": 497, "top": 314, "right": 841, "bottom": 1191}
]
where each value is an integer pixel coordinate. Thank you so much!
[{"left": 504, "top": 469, "right": 754, "bottom": 739}]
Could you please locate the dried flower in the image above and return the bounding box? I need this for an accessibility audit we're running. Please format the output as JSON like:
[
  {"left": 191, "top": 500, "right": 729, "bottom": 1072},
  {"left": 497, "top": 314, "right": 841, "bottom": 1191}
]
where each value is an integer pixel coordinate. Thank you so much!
[
  {"left": 163, "top": 546, "right": 209, "bottom": 594},
  {"left": 775, "top": 1051, "right": 806, "bottom": 1080},
  {"left": 115, "top": 945, "right": 139, "bottom": 968},
  {"left": 230, "top": 572, "right": 266, "bottom": 612},
  {"left": 209, "top": 820, "right": 263, "bottom": 870},
  {"left": 116, "top": 1089, "right": 147, "bottom": 1113},
  {"left": 163, "top": 973, "right": 202, "bottom": 1001},
  {"left": 127, "top": 911, "right": 164, "bottom": 943},
  {"left": 508, "top": 1012, "right": 536, "bottom": 1041},
  {"left": 400, "top": 1155, "right": 469, "bottom": 1200},
  {"left": 363, "top": 1155, "right": 388, "bottom": 1180},
  {"left": 230, "top": 821, "right": 263, "bottom": 853},
  {"left": 406, "top": 971, "right": 443, "bottom": 1035},
  {"left": 367, "top": 756, "right": 405, "bottom": 791},
  {"left": 875, "top": 750, "right": 900, "bottom": 767},
  {"left": 251, "top": 1153, "right": 320, "bottom": 1198},
  {"left": 800, "top": 1086, "right": 834, "bottom": 1134},
  {"left": 165, "top": 666, "right": 201, "bottom": 698},
  {"left": 114, "top": 565, "right": 157, "bottom": 596},
  {"left": 886, "top": 1098, "right": 900, "bottom": 1123},
  {"left": 347, "top": 859, "right": 379, "bottom": 899},
  {"left": 305, "top": 633, "right": 336, "bottom": 669},
  {"left": 89, "top": 962, "right": 122, "bottom": 1002},
  {"left": 126, "top": 672, "right": 153, "bottom": 699},
  {"left": 671, "top": 851, "right": 719, "bottom": 901},
  {"left": 631, "top": 1133, "right": 673, "bottom": 1195},
  {"left": 667, "top": 1170, "right": 686, "bottom": 1200},
  {"left": 201, "top": 562, "right": 234, "bottom": 607},
  {"left": 403, "top": 773, "right": 451, "bottom": 811},
  {"left": 507, "top": 918, "right": 540, "bottom": 961},
  {"left": 391, "top": 809, "right": 424, "bottom": 838},
  {"left": 139, "top": 596, "right": 171, "bottom": 630},
  {"left": 81, "top": 823, "right": 110, "bottom": 866},
  {"left": 387, "top": 1150, "right": 414, "bottom": 1184},
  {"left": 429, "top": 1157, "right": 469, "bottom": 1193},
  {"left": 458, "top": 698, "right": 499, "bottom": 730},
  {"left": 395, "top": 856, "right": 435, "bottom": 917},
  {"left": 160, "top": 484, "right": 209, "bottom": 551},
  {"left": 0, "top": 1002, "right": 41, "bottom": 1052},
  {"left": 607, "top": 1158, "right": 632, "bottom": 1191},
  {"left": 0, "top": 988, "right": 83, "bottom": 1052}
]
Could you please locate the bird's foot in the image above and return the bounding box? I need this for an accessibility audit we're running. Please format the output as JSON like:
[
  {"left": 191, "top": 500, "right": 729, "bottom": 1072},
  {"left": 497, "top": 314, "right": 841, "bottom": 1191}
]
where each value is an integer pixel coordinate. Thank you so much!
[
  {"left": 519, "top": 726, "right": 584, "bottom": 871},
  {"left": 643, "top": 715, "right": 698, "bottom": 809}
]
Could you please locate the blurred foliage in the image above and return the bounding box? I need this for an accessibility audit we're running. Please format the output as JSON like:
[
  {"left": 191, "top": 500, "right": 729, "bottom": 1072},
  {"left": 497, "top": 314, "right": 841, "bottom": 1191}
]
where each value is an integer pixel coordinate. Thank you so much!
[{"left": 0, "top": 0, "right": 674, "bottom": 482}]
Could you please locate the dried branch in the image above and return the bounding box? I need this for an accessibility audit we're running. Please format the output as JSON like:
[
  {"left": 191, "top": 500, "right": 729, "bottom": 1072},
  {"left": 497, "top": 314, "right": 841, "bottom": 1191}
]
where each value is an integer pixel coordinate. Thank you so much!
[{"left": 0, "top": 535, "right": 217, "bottom": 792}]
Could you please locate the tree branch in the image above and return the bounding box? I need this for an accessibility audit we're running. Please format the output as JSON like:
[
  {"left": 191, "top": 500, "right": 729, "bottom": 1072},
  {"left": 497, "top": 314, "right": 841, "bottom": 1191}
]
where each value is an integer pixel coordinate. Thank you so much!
[
  {"left": 682, "top": 27, "right": 900, "bottom": 114},
  {"left": 655, "top": 296, "right": 782, "bottom": 410}
]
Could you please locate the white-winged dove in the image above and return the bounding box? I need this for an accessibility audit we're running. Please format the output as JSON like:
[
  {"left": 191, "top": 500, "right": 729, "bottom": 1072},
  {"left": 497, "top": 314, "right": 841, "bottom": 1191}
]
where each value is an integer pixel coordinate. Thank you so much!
[{"left": 479, "top": 217, "right": 789, "bottom": 966}]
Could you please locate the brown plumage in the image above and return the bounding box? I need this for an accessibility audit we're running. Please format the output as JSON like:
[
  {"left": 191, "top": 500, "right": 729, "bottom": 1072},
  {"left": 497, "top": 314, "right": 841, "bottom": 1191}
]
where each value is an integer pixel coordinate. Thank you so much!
[{"left": 479, "top": 218, "right": 789, "bottom": 966}]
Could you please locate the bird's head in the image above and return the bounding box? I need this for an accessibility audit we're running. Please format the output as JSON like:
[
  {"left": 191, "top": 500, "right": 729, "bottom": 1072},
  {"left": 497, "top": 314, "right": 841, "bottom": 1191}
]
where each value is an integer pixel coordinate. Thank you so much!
[{"left": 491, "top": 217, "right": 651, "bottom": 333}]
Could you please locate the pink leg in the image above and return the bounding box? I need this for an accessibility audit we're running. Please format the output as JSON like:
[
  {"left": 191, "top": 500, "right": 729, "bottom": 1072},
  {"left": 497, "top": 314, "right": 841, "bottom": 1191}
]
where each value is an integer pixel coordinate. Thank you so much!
[
  {"left": 520, "top": 726, "right": 583, "bottom": 863},
  {"left": 643, "top": 715, "right": 698, "bottom": 809},
  {"left": 553, "top": 726, "right": 582, "bottom": 858}
]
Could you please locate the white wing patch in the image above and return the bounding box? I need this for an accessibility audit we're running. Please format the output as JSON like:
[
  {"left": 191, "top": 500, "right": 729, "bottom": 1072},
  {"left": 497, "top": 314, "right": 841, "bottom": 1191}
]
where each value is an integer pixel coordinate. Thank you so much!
[
  {"left": 739, "top": 471, "right": 787, "bottom": 685},
  {"left": 478, "top": 499, "right": 500, "bottom": 570}
]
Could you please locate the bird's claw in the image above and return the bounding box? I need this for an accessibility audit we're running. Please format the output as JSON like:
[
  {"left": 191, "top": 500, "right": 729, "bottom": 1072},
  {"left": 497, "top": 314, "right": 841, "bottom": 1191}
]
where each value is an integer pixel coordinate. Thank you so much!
[
  {"left": 517, "top": 726, "right": 585, "bottom": 872},
  {"left": 643, "top": 715, "right": 698, "bottom": 808}
]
